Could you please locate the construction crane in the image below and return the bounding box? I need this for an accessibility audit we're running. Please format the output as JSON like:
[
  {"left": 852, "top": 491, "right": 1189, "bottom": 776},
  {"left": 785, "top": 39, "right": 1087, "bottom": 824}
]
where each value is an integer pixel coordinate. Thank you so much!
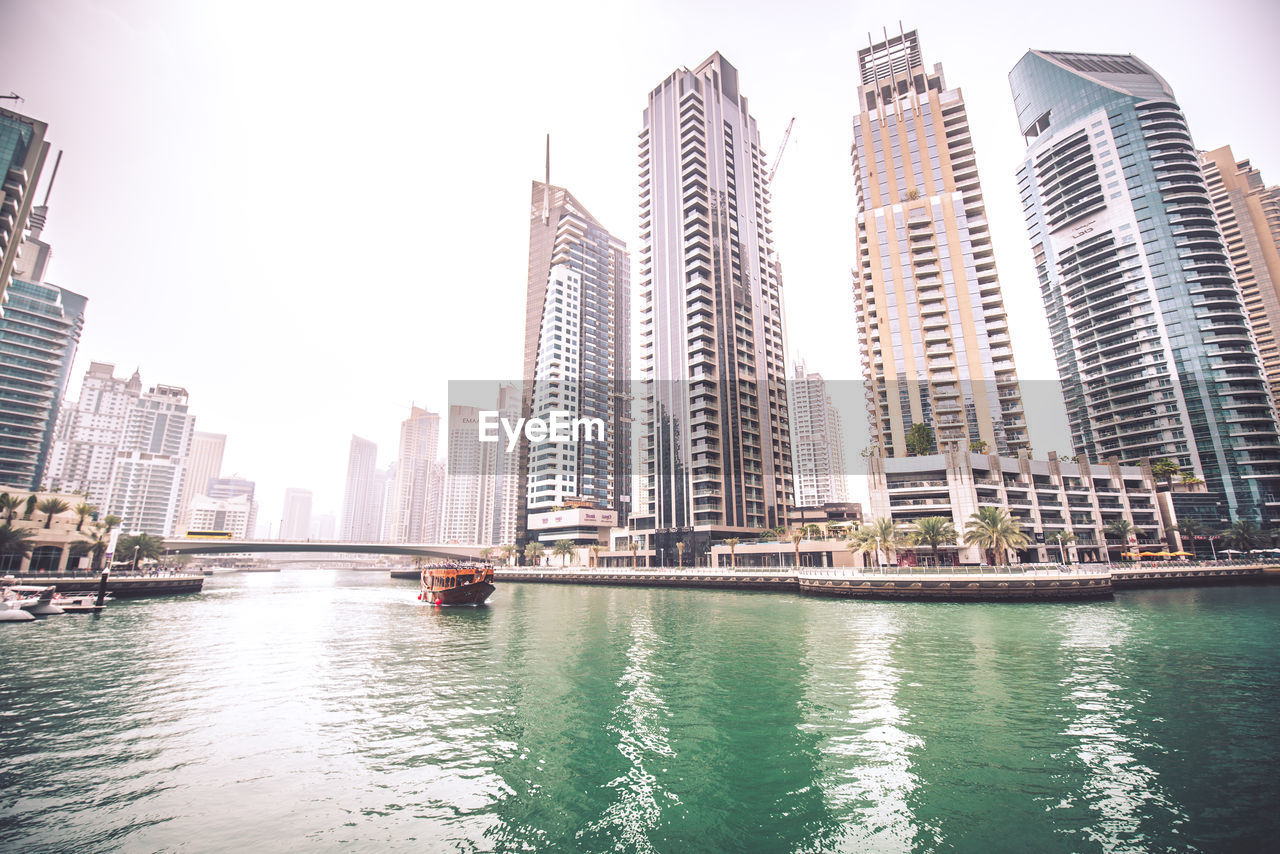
[{"left": 767, "top": 117, "right": 796, "bottom": 185}]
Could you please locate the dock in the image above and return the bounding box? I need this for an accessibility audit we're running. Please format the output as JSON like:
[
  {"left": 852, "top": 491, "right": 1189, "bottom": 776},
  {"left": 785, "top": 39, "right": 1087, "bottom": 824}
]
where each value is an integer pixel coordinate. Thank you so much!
[{"left": 6, "top": 573, "right": 204, "bottom": 598}]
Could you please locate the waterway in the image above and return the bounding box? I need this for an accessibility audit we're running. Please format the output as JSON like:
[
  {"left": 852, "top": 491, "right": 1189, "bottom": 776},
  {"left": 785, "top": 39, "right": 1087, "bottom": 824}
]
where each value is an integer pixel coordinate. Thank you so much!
[{"left": 1, "top": 570, "right": 1277, "bottom": 852}]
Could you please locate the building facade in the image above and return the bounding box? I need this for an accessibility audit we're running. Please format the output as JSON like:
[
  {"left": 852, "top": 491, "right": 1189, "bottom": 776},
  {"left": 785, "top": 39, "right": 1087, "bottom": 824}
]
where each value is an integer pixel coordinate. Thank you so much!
[
  {"left": 186, "top": 494, "right": 254, "bottom": 538},
  {"left": 388, "top": 406, "right": 439, "bottom": 543},
  {"left": 106, "top": 384, "right": 196, "bottom": 536},
  {"left": 0, "top": 206, "right": 85, "bottom": 489},
  {"left": 208, "top": 475, "right": 258, "bottom": 535},
  {"left": 1010, "top": 49, "right": 1280, "bottom": 524},
  {"left": 340, "top": 435, "right": 381, "bottom": 541},
  {"left": 1199, "top": 146, "right": 1280, "bottom": 407},
  {"left": 46, "top": 362, "right": 142, "bottom": 502},
  {"left": 441, "top": 404, "right": 497, "bottom": 544},
  {"left": 852, "top": 30, "right": 1027, "bottom": 458},
  {"left": 0, "top": 107, "right": 48, "bottom": 297},
  {"left": 869, "top": 449, "right": 1165, "bottom": 564},
  {"left": 789, "top": 361, "right": 848, "bottom": 506},
  {"left": 177, "top": 431, "right": 225, "bottom": 533},
  {"left": 630, "top": 52, "right": 794, "bottom": 564}
]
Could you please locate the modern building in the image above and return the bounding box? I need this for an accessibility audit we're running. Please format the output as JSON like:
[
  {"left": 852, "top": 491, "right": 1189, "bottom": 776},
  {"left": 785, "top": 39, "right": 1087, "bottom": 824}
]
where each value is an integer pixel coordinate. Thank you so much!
[
  {"left": 340, "top": 435, "right": 380, "bottom": 541},
  {"left": 518, "top": 170, "right": 631, "bottom": 549},
  {"left": 106, "top": 384, "right": 196, "bottom": 535},
  {"left": 0, "top": 204, "right": 86, "bottom": 489},
  {"left": 441, "top": 404, "right": 496, "bottom": 544},
  {"left": 280, "top": 488, "right": 312, "bottom": 540},
  {"left": 852, "top": 30, "right": 1027, "bottom": 458},
  {"left": 487, "top": 383, "right": 521, "bottom": 546},
  {"left": 1199, "top": 146, "right": 1280, "bottom": 406},
  {"left": 423, "top": 461, "right": 444, "bottom": 543},
  {"left": 789, "top": 361, "right": 848, "bottom": 506},
  {"left": 177, "top": 431, "right": 225, "bottom": 533},
  {"left": 46, "top": 362, "right": 142, "bottom": 502},
  {"left": 207, "top": 474, "right": 258, "bottom": 535},
  {"left": 1010, "top": 49, "right": 1280, "bottom": 525},
  {"left": 629, "top": 52, "right": 794, "bottom": 565},
  {"left": 186, "top": 493, "right": 254, "bottom": 538},
  {"left": 869, "top": 448, "right": 1165, "bottom": 563},
  {"left": 388, "top": 406, "right": 439, "bottom": 543},
  {"left": 0, "top": 107, "right": 49, "bottom": 298}
]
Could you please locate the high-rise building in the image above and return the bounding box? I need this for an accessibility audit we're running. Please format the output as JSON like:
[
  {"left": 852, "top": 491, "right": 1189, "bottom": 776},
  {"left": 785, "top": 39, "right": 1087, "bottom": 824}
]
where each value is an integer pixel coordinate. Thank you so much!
[
  {"left": 186, "top": 494, "right": 254, "bottom": 538},
  {"left": 280, "top": 488, "right": 312, "bottom": 539},
  {"left": 0, "top": 107, "right": 49, "bottom": 297},
  {"left": 208, "top": 474, "right": 258, "bottom": 535},
  {"left": 0, "top": 203, "right": 86, "bottom": 489},
  {"left": 520, "top": 172, "right": 630, "bottom": 534},
  {"left": 423, "top": 461, "right": 444, "bottom": 543},
  {"left": 340, "top": 435, "right": 381, "bottom": 541},
  {"left": 789, "top": 361, "right": 848, "bottom": 506},
  {"left": 630, "top": 52, "right": 794, "bottom": 564},
  {"left": 177, "top": 431, "right": 225, "bottom": 533},
  {"left": 441, "top": 404, "right": 495, "bottom": 543},
  {"left": 488, "top": 383, "right": 521, "bottom": 546},
  {"left": 107, "top": 384, "right": 196, "bottom": 535},
  {"left": 388, "top": 406, "right": 440, "bottom": 543},
  {"left": 47, "top": 362, "right": 143, "bottom": 502},
  {"left": 1010, "top": 49, "right": 1280, "bottom": 524},
  {"left": 1199, "top": 146, "right": 1280, "bottom": 406},
  {"left": 852, "top": 30, "right": 1027, "bottom": 458}
]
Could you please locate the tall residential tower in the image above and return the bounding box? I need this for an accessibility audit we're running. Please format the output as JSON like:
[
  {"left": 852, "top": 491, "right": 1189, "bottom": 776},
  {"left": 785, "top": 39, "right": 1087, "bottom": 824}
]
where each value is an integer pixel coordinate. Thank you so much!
[
  {"left": 631, "top": 53, "right": 794, "bottom": 563},
  {"left": 852, "top": 30, "right": 1027, "bottom": 458},
  {"left": 1010, "top": 50, "right": 1280, "bottom": 524}
]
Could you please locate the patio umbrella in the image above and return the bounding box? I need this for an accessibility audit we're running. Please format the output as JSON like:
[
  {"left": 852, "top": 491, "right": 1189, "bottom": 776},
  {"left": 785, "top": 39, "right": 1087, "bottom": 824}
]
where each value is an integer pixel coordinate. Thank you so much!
[
  {"left": 1171, "top": 551, "right": 1194, "bottom": 556},
  {"left": 1223, "top": 549, "right": 1243, "bottom": 554}
]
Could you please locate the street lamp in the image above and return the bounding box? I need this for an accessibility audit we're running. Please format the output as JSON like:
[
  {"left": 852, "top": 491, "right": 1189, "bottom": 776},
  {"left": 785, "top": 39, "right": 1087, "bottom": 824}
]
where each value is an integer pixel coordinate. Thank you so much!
[{"left": 130, "top": 529, "right": 142, "bottom": 574}]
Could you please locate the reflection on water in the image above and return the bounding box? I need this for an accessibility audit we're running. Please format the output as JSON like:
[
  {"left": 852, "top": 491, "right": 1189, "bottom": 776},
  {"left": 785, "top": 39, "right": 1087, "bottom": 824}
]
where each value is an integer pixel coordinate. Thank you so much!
[{"left": 0, "top": 573, "right": 1277, "bottom": 852}]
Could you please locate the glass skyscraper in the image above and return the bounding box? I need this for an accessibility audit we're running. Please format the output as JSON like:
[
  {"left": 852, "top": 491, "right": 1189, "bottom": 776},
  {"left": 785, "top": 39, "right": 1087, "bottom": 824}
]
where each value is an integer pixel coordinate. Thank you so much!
[
  {"left": 1010, "top": 50, "right": 1280, "bottom": 524},
  {"left": 0, "top": 107, "right": 49, "bottom": 298}
]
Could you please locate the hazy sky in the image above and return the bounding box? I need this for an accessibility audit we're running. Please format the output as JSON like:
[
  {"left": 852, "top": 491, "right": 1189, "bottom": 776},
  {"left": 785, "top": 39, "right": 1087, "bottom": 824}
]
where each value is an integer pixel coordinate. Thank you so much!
[{"left": 3, "top": 0, "right": 1278, "bottom": 528}]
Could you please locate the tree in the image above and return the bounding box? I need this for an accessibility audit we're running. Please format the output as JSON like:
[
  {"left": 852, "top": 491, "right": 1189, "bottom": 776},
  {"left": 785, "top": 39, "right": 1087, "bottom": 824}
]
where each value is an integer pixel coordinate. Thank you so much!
[
  {"left": 37, "top": 498, "right": 70, "bottom": 528},
  {"left": 116, "top": 532, "right": 166, "bottom": 567},
  {"left": 909, "top": 516, "right": 958, "bottom": 566},
  {"left": 552, "top": 539, "right": 576, "bottom": 567},
  {"left": 969, "top": 439, "right": 988, "bottom": 453},
  {"left": 525, "top": 542, "right": 545, "bottom": 566},
  {"left": 1222, "top": 520, "right": 1266, "bottom": 552},
  {"left": 74, "top": 502, "right": 97, "bottom": 531},
  {"left": 0, "top": 493, "right": 22, "bottom": 524},
  {"left": 23, "top": 494, "right": 37, "bottom": 520},
  {"left": 628, "top": 540, "right": 639, "bottom": 568},
  {"left": 905, "top": 422, "right": 935, "bottom": 457},
  {"left": 676, "top": 541, "right": 686, "bottom": 567},
  {"left": 847, "top": 525, "right": 877, "bottom": 568},
  {"left": 499, "top": 544, "right": 516, "bottom": 566},
  {"left": 963, "top": 507, "right": 1029, "bottom": 565},
  {"left": 863, "top": 517, "right": 901, "bottom": 566},
  {"left": 478, "top": 547, "right": 493, "bottom": 563},
  {"left": 790, "top": 529, "right": 804, "bottom": 568},
  {"left": 724, "top": 537, "right": 739, "bottom": 570},
  {"left": 1180, "top": 472, "right": 1203, "bottom": 486},
  {"left": 1151, "top": 458, "right": 1180, "bottom": 488},
  {"left": 1047, "top": 530, "right": 1076, "bottom": 564},
  {"left": 82, "top": 527, "right": 110, "bottom": 571},
  {"left": 0, "top": 524, "right": 36, "bottom": 564},
  {"left": 101, "top": 515, "right": 122, "bottom": 534}
]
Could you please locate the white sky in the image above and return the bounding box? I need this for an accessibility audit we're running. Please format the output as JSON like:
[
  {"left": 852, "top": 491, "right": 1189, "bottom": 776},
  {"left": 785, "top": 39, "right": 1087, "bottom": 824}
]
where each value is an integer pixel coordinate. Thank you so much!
[{"left": 3, "top": 0, "right": 1277, "bottom": 529}]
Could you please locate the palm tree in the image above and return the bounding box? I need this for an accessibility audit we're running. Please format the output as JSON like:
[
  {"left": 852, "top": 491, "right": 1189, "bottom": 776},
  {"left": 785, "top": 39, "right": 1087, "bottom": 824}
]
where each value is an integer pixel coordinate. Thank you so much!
[
  {"left": 500, "top": 544, "right": 516, "bottom": 566},
  {"left": 0, "top": 493, "right": 22, "bottom": 524},
  {"left": 1180, "top": 472, "right": 1203, "bottom": 486},
  {"left": 116, "top": 532, "right": 166, "bottom": 567},
  {"left": 1105, "top": 519, "right": 1136, "bottom": 559},
  {"left": 101, "top": 514, "right": 122, "bottom": 534},
  {"left": 22, "top": 494, "right": 37, "bottom": 520},
  {"left": 38, "top": 497, "right": 70, "bottom": 528},
  {"left": 867, "top": 517, "right": 900, "bottom": 566},
  {"left": 552, "top": 539, "right": 576, "bottom": 567},
  {"left": 675, "top": 541, "right": 686, "bottom": 567},
  {"left": 909, "top": 516, "right": 958, "bottom": 566},
  {"left": 804, "top": 524, "right": 822, "bottom": 540},
  {"left": 963, "top": 507, "right": 1029, "bottom": 565},
  {"left": 588, "top": 544, "right": 604, "bottom": 568},
  {"left": 525, "top": 542, "right": 545, "bottom": 566},
  {"left": 0, "top": 523, "right": 36, "bottom": 567},
  {"left": 724, "top": 537, "right": 739, "bottom": 570},
  {"left": 1047, "top": 530, "right": 1076, "bottom": 564},
  {"left": 628, "top": 540, "right": 640, "bottom": 568},
  {"left": 74, "top": 502, "right": 97, "bottom": 531},
  {"left": 905, "top": 422, "right": 935, "bottom": 456},
  {"left": 790, "top": 529, "right": 804, "bottom": 568},
  {"left": 969, "top": 439, "right": 988, "bottom": 453},
  {"left": 846, "top": 526, "right": 875, "bottom": 569},
  {"left": 1151, "top": 458, "right": 1180, "bottom": 488},
  {"left": 1223, "top": 520, "right": 1266, "bottom": 553},
  {"left": 478, "top": 547, "right": 493, "bottom": 564},
  {"left": 83, "top": 527, "right": 110, "bottom": 571}
]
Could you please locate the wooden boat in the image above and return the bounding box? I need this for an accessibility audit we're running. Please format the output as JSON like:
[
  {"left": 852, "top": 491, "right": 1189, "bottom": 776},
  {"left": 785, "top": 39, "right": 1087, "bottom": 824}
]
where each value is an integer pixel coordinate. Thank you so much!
[{"left": 419, "top": 564, "right": 495, "bottom": 606}]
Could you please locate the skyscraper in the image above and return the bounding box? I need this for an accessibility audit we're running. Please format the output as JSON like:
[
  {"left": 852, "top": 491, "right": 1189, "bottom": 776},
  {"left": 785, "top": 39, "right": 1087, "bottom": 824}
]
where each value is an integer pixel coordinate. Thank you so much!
[
  {"left": 208, "top": 474, "right": 259, "bottom": 535},
  {"left": 177, "top": 431, "right": 225, "bottom": 533},
  {"left": 631, "top": 52, "right": 794, "bottom": 563},
  {"left": 1199, "top": 146, "right": 1280, "bottom": 406},
  {"left": 107, "top": 384, "right": 196, "bottom": 535},
  {"left": 0, "top": 201, "right": 86, "bottom": 489},
  {"left": 518, "top": 170, "right": 631, "bottom": 548},
  {"left": 1010, "top": 49, "right": 1280, "bottom": 524},
  {"left": 789, "top": 361, "right": 848, "bottom": 506},
  {"left": 280, "top": 488, "right": 312, "bottom": 539},
  {"left": 47, "top": 362, "right": 142, "bottom": 502},
  {"left": 388, "top": 406, "right": 439, "bottom": 543},
  {"left": 340, "top": 434, "right": 381, "bottom": 541},
  {"left": 852, "top": 30, "right": 1027, "bottom": 458},
  {"left": 0, "top": 106, "right": 49, "bottom": 297},
  {"left": 488, "top": 383, "right": 521, "bottom": 546}
]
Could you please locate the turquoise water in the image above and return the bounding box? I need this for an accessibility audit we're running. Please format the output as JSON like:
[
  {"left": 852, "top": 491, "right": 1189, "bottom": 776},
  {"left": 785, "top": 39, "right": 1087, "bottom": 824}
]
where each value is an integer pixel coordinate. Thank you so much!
[{"left": 1, "top": 570, "right": 1277, "bottom": 852}]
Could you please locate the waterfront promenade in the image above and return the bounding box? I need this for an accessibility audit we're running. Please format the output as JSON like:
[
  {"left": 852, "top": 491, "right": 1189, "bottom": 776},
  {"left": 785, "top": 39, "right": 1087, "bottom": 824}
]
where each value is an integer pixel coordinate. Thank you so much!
[{"left": 497, "top": 561, "right": 1279, "bottom": 601}]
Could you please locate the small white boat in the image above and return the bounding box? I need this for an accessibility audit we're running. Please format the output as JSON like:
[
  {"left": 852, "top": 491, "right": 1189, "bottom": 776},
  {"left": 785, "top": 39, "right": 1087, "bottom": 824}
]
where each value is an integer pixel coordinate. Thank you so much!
[
  {"left": 8, "top": 585, "right": 65, "bottom": 616},
  {"left": 0, "top": 588, "right": 35, "bottom": 622}
]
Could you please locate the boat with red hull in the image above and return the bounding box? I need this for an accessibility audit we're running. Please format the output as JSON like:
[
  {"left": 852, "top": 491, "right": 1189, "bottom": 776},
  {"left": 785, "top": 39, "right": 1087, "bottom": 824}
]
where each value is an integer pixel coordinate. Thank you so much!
[{"left": 419, "top": 564, "right": 495, "bottom": 606}]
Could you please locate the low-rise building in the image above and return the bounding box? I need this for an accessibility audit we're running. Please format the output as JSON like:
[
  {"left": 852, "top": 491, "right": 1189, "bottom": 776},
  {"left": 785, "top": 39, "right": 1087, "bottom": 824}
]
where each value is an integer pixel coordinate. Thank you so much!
[{"left": 869, "top": 449, "right": 1166, "bottom": 564}]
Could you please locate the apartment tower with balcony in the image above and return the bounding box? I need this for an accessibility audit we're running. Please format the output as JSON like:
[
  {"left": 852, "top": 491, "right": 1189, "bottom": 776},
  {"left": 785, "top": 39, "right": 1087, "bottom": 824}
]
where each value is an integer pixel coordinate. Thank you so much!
[
  {"left": 1010, "top": 50, "right": 1280, "bottom": 524},
  {"left": 631, "top": 52, "right": 794, "bottom": 564},
  {"left": 852, "top": 30, "right": 1028, "bottom": 459}
]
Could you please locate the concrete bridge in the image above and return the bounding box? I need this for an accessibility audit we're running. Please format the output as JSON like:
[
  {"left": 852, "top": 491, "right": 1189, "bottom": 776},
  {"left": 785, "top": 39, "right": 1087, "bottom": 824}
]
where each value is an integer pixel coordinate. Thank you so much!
[{"left": 162, "top": 538, "right": 486, "bottom": 560}]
